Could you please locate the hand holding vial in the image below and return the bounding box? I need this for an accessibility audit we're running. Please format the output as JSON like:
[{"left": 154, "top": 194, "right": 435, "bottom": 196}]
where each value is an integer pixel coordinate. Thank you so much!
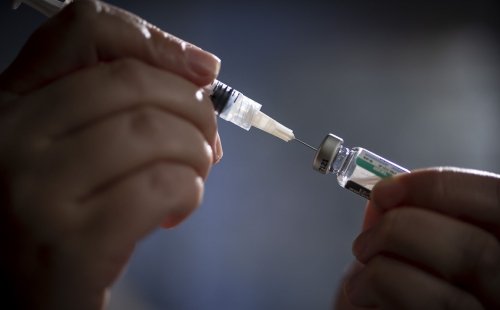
[{"left": 337, "top": 168, "right": 500, "bottom": 310}]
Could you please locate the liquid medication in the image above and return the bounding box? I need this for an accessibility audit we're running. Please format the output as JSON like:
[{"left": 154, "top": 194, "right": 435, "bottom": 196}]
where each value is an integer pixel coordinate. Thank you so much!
[{"left": 312, "top": 133, "right": 409, "bottom": 199}]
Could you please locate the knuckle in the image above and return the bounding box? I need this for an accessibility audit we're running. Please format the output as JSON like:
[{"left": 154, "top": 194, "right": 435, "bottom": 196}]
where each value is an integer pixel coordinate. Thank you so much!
[
  {"left": 127, "top": 106, "right": 162, "bottom": 137},
  {"left": 107, "top": 58, "right": 145, "bottom": 85},
  {"left": 105, "top": 59, "right": 151, "bottom": 98}
]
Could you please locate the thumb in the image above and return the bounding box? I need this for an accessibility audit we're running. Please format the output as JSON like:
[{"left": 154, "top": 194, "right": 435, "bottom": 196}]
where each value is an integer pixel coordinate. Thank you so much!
[
  {"left": 371, "top": 168, "right": 500, "bottom": 235},
  {"left": 0, "top": 0, "right": 220, "bottom": 94}
]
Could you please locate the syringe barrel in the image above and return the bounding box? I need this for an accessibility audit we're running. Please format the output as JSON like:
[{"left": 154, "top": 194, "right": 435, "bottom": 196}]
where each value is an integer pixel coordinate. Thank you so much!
[
  {"left": 209, "top": 80, "right": 233, "bottom": 114},
  {"left": 208, "top": 80, "right": 261, "bottom": 130}
]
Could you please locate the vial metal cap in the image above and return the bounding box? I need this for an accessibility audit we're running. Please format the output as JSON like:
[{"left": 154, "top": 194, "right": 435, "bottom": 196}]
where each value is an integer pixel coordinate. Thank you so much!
[{"left": 313, "top": 133, "right": 343, "bottom": 174}]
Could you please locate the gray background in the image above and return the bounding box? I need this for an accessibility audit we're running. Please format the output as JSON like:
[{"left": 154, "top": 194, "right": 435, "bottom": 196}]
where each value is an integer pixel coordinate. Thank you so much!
[{"left": 1, "top": 1, "right": 499, "bottom": 309}]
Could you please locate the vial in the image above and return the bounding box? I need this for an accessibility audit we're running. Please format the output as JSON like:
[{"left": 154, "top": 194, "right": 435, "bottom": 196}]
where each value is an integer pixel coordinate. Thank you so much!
[{"left": 312, "top": 133, "right": 409, "bottom": 199}]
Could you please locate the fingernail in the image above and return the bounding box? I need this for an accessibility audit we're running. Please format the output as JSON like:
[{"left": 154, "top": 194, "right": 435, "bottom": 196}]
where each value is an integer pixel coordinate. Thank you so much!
[
  {"left": 214, "top": 133, "right": 223, "bottom": 164},
  {"left": 185, "top": 46, "right": 221, "bottom": 78},
  {"left": 373, "top": 178, "right": 406, "bottom": 209}
]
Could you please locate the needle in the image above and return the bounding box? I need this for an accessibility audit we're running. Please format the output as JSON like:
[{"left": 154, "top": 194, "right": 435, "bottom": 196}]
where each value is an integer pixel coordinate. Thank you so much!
[{"left": 294, "top": 138, "right": 317, "bottom": 151}]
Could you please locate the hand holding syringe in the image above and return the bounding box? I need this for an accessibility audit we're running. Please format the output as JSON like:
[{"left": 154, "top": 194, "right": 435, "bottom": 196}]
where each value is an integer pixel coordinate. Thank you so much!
[{"left": 13, "top": 0, "right": 315, "bottom": 147}]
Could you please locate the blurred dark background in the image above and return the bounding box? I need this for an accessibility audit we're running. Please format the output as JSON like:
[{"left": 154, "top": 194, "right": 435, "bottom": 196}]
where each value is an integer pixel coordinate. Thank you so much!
[{"left": 1, "top": 1, "right": 499, "bottom": 309}]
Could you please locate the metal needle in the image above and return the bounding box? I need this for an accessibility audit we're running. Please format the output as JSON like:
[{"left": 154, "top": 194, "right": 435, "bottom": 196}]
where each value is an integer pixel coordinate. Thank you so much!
[{"left": 294, "top": 138, "right": 317, "bottom": 151}]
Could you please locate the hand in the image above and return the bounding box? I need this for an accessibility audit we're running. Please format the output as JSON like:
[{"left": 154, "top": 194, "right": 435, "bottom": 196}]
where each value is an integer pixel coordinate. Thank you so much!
[
  {"left": 340, "top": 168, "right": 500, "bottom": 309},
  {"left": 0, "top": 1, "right": 222, "bottom": 309}
]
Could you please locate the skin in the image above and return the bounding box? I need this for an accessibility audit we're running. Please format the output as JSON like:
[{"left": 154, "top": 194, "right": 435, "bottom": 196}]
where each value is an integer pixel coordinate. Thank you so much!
[
  {"left": 336, "top": 168, "right": 500, "bottom": 310},
  {"left": 1, "top": 1, "right": 499, "bottom": 310},
  {"left": 0, "top": 0, "right": 222, "bottom": 309}
]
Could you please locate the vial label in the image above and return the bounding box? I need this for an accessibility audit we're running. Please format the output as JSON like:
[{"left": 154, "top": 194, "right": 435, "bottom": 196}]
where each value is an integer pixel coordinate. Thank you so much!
[
  {"left": 345, "top": 180, "right": 372, "bottom": 199},
  {"left": 344, "top": 149, "right": 408, "bottom": 199}
]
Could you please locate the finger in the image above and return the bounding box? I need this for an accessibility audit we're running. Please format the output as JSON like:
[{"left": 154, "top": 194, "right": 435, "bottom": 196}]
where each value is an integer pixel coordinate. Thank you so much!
[
  {"left": 334, "top": 261, "right": 375, "bottom": 310},
  {"left": 13, "top": 59, "right": 218, "bottom": 159},
  {"left": 353, "top": 207, "right": 500, "bottom": 308},
  {"left": 362, "top": 201, "right": 383, "bottom": 231},
  {"left": 64, "top": 164, "right": 202, "bottom": 292},
  {"left": 42, "top": 106, "right": 212, "bottom": 202},
  {"left": 52, "top": 163, "right": 202, "bottom": 301},
  {"left": 0, "top": 0, "right": 220, "bottom": 94},
  {"left": 50, "top": 163, "right": 200, "bottom": 299},
  {"left": 371, "top": 168, "right": 500, "bottom": 232},
  {"left": 82, "top": 162, "right": 202, "bottom": 242},
  {"left": 345, "top": 256, "right": 483, "bottom": 310}
]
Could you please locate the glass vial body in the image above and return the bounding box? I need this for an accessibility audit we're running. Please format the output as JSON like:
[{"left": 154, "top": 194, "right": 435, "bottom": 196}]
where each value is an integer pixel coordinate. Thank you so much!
[{"left": 313, "top": 134, "right": 409, "bottom": 199}]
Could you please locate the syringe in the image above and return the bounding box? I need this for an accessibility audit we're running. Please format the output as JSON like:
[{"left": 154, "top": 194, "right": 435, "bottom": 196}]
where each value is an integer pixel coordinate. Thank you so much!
[
  {"left": 13, "top": 0, "right": 300, "bottom": 143},
  {"left": 208, "top": 80, "right": 295, "bottom": 141}
]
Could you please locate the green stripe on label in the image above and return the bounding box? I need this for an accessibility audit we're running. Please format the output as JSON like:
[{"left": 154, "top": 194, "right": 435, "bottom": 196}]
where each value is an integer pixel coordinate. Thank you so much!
[{"left": 356, "top": 157, "right": 393, "bottom": 179}]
